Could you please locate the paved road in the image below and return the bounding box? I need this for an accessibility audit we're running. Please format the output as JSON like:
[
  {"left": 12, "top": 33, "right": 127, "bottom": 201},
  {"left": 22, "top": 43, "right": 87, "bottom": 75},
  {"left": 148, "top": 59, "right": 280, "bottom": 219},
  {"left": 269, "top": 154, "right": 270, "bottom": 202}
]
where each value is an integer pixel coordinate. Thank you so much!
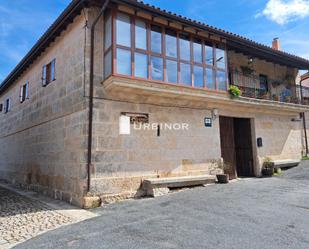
[{"left": 16, "top": 162, "right": 309, "bottom": 249}]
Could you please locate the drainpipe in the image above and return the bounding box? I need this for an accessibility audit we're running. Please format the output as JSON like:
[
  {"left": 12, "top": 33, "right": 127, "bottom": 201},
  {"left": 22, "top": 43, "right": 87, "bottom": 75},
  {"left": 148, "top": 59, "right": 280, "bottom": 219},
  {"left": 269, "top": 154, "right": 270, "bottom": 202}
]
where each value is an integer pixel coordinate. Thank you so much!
[
  {"left": 300, "top": 78, "right": 309, "bottom": 156},
  {"left": 87, "top": 0, "right": 110, "bottom": 192}
]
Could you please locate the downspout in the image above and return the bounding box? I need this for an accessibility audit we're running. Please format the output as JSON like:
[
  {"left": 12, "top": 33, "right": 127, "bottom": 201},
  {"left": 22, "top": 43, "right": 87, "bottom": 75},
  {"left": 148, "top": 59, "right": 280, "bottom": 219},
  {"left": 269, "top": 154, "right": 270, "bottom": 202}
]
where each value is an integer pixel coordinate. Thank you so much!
[
  {"left": 87, "top": 0, "right": 110, "bottom": 192},
  {"left": 300, "top": 78, "right": 309, "bottom": 156}
]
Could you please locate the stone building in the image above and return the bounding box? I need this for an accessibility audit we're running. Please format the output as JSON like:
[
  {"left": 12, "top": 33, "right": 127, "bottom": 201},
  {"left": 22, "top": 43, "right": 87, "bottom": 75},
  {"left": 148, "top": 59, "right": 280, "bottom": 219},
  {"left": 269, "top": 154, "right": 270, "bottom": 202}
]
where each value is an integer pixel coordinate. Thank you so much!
[{"left": 1, "top": 0, "right": 309, "bottom": 207}]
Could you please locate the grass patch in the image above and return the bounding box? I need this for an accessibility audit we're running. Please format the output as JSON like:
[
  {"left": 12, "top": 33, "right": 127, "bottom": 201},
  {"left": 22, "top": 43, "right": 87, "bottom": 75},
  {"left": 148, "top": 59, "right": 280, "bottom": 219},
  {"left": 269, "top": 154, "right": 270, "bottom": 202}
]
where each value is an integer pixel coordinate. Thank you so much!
[{"left": 302, "top": 156, "right": 309, "bottom": 160}]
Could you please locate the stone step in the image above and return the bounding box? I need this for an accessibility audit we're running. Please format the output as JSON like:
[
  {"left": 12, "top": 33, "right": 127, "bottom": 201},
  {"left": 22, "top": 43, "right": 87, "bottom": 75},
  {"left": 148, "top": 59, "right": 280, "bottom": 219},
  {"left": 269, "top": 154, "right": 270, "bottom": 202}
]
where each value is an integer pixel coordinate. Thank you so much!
[
  {"left": 274, "top": 159, "right": 300, "bottom": 169},
  {"left": 143, "top": 175, "right": 216, "bottom": 197}
]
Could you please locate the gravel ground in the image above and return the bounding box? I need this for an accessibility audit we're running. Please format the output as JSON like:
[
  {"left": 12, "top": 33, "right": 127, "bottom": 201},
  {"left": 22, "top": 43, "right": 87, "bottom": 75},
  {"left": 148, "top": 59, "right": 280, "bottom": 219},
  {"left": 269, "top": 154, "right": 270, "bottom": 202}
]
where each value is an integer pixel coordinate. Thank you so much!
[
  {"left": 15, "top": 162, "right": 309, "bottom": 249},
  {"left": 0, "top": 187, "right": 72, "bottom": 248}
]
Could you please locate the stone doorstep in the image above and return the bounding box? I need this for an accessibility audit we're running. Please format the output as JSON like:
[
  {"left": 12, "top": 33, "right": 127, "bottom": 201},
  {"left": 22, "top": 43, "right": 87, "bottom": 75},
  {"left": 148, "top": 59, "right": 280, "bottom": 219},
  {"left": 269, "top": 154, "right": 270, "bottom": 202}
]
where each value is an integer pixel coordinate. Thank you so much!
[
  {"left": 274, "top": 159, "right": 300, "bottom": 169},
  {"left": 143, "top": 175, "right": 216, "bottom": 197}
]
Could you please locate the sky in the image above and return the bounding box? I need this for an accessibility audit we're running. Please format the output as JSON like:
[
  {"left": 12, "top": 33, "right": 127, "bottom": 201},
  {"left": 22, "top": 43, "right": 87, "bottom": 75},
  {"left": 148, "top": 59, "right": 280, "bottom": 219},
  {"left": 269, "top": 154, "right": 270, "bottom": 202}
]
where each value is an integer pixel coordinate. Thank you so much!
[{"left": 1, "top": 0, "right": 309, "bottom": 83}]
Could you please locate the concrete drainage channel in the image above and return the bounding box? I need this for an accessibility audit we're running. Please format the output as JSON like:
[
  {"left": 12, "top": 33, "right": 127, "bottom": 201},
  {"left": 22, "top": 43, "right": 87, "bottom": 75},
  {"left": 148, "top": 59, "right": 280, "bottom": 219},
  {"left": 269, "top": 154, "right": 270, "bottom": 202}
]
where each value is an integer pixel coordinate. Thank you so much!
[{"left": 0, "top": 183, "right": 98, "bottom": 249}]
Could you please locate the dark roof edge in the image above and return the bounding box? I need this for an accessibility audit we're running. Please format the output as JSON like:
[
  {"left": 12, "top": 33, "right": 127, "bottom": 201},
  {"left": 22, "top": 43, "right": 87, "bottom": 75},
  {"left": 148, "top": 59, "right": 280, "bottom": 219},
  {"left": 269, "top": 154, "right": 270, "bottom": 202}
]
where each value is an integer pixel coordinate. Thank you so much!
[
  {"left": 301, "top": 72, "right": 309, "bottom": 81},
  {"left": 0, "top": 0, "right": 88, "bottom": 94}
]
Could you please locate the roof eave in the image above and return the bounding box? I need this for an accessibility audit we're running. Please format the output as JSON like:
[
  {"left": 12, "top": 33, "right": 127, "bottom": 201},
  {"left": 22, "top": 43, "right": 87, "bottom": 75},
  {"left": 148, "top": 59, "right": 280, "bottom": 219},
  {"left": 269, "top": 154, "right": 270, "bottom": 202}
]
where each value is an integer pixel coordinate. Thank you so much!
[{"left": 0, "top": 0, "right": 88, "bottom": 94}]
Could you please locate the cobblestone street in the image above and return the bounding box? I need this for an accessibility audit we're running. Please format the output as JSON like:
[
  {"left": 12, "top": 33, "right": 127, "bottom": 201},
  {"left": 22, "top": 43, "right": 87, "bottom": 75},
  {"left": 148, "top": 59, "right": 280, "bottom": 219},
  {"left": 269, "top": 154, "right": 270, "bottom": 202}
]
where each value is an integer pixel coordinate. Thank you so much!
[{"left": 0, "top": 186, "right": 96, "bottom": 249}]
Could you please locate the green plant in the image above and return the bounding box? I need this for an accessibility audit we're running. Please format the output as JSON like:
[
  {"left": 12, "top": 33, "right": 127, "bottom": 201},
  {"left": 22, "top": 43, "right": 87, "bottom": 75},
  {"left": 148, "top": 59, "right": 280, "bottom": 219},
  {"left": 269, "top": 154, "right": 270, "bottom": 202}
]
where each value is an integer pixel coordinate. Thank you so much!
[
  {"left": 263, "top": 157, "right": 273, "bottom": 164},
  {"left": 302, "top": 155, "right": 309, "bottom": 160},
  {"left": 272, "top": 94, "right": 279, "bottom": 101},
  {"left": 262, "top": 157, "right": 275, "bottom": 176},
  {"left": 228, "top": 85, "right": 241, "bottom": 97}
]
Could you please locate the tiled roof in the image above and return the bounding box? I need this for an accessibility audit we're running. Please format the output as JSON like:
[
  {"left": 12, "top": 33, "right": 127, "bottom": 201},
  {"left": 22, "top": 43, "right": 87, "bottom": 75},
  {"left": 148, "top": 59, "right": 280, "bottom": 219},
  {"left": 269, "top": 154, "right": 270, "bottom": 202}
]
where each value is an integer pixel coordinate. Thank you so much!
[
  {"left": 131, "top": 0, "right": 309, "bottom": 66},
  {"left": 1, "top": 0, "right": 309, "bottom": 94}
]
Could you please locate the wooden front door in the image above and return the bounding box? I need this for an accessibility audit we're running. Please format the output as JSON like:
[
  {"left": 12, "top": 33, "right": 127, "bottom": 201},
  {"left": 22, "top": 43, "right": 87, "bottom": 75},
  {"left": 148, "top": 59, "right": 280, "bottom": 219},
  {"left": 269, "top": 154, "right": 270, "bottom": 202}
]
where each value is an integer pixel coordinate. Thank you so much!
[
  {"left": 219, "top": 116, "right": 237, "bottom": 179},
  {"left": 234, "top": 118, "right": 254, "bottom": 177}
]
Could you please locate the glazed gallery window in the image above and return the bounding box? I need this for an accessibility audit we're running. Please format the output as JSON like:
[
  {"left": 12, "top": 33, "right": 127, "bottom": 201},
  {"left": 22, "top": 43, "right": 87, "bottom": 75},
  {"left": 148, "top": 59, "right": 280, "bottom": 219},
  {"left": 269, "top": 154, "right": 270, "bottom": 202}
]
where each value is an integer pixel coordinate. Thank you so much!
[{"left": 111, "top": 11, "right": 228, "bottom": 91}]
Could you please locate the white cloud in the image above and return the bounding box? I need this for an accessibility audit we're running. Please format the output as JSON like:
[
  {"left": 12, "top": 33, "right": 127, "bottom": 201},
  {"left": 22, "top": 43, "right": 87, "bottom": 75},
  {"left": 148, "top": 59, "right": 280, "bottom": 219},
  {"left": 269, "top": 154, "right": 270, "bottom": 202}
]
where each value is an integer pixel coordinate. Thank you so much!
[{"left": 259, "top": 0, "right": 309, "bottom": 25}]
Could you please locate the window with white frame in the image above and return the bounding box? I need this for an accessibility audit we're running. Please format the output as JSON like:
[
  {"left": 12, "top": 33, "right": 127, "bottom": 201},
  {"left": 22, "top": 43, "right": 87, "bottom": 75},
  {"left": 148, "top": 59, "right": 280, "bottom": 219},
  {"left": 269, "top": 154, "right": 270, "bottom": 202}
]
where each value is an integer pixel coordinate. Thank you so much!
[
  {"left": 42, "top": 59, "right": 56, "bottom": 86},
  {"left": 19, "top": 81, "right": 29, "bottom": 103}
]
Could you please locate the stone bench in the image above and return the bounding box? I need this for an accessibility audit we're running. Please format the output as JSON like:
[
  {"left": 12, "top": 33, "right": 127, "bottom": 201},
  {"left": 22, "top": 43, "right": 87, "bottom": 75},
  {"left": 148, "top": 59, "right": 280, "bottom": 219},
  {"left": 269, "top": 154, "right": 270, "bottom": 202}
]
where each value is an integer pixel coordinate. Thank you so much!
[
  {"left": 143, "top": 175, "right": 216, "bottom": 197},
  {"left": 274, "top": 159, "right": 300, "bottom": 169}
]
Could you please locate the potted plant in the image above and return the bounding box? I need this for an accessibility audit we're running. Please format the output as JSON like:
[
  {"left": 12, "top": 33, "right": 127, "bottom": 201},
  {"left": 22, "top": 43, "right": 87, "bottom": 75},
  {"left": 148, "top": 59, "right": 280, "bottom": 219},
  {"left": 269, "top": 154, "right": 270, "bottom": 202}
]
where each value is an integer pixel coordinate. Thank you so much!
[
  {"left": 272, "top": 94, "right": 279, "bottom": 101},
  {"left": 291, "top": 97, "right": 300, "bottom": 104},
  {"left": 284, "top": 96, "right": 291, "bottom": 103},
  {"left": 260, "top": 92, "right": 270, "bottom": 100},
  {"left": 228, "top": 85, "right": 241, "bottom": 98},
  {"left": 216, "top": 162, "right": 230, "bottom": 184},
  {"left": 262, "top": 157, "right": 275, "bottom": 177}
]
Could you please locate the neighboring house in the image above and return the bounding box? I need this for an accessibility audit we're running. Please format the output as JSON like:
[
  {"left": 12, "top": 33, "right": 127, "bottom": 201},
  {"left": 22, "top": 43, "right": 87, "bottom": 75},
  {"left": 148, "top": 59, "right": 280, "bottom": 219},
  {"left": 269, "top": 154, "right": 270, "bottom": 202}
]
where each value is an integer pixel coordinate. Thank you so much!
[
  {"left": 1, "top": 0, "right": 309, "bottom": 207},
  {"left": 301, "top": 72, "right": 309, "bottom": 87}
]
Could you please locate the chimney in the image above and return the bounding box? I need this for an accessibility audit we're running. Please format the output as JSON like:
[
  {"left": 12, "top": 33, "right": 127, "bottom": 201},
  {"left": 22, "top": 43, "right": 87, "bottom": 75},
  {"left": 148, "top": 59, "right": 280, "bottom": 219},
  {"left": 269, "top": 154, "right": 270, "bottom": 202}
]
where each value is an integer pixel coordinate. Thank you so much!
[{"left": 272, "top": 38, "right": 280, "bottom": 50}]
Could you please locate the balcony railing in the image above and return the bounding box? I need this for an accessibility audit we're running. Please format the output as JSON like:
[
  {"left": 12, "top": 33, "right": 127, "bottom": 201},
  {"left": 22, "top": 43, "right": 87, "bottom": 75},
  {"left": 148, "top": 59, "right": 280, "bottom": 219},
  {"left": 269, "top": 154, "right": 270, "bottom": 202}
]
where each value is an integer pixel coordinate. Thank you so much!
[{"left": 230, "top": 71, "right": 309, "bottom": 105}]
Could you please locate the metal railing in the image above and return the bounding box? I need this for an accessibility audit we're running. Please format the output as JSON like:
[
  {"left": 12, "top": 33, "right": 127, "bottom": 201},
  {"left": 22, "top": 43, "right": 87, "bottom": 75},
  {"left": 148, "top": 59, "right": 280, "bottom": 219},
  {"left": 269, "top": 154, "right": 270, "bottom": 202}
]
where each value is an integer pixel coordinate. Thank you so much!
[{"left": 230, "top": 70, "right": 309, "bottom": 105}]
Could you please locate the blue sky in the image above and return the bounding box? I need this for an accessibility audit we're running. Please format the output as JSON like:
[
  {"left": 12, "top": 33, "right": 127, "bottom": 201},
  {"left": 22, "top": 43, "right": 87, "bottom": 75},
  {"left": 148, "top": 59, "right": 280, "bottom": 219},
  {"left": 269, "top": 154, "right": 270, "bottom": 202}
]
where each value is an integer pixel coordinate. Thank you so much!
[{"left": 1, "top": 0, "right": 309, "bottom": 82}]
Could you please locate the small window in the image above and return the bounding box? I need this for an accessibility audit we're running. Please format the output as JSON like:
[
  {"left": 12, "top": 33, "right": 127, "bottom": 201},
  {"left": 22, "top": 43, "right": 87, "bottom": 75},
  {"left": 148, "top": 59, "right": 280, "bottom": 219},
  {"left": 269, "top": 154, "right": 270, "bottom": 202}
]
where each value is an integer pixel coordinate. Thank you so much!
[
  {"left": 135, "top": 20, "right": 147, "bottom": 50},
  {"left": 180, "top": 63, "right": 191, "bottom": 86},
  {"left": 20, "top": 81, "right": 29, "bottom": 103},
  {"left": 42, "top": 59, "right": 56, "bottom": 86},
  {"left": 217, "top": 71, "right": 227, "bottom": 90},
  {"left": 179, "top": 35, "right": 190, "bottom": 61},
  {"left": 194, "top": 66, "right": 204, "bottom": 88},
  {"left": 166, "top": 60, "right": 178, "bottom": 83},
  {"left": 193, "top": 39, "right": 203, "bottom": 63},
  {"left": 151, "top": 25, "right": 162, "bottom": 54},
  {"left": 0, "top": 103, "right": 3, "bottom": 112},
  {"left": 116, "top": 13, "right": 131, "bottom": 47},
  {"left": 216, "top": 47, "right": 226, "bottom": 69},
  {"left": 117, "top": 48, "right": 131, "bottom": 75},
  {"left": 205, "top": 44, "right": 214, "bottom": 66},
  {"left": 151, "top": 56, "right": 163, "bottom": 81},
  {"left": 206, "top": 68, "right": 215, "bottom": 89},
  {"left": 104, "top": 50, "right": 112, "bottom": 79},
  {"left": 104, "top": 11, "right": 112, "bottom": 50},
  {"left": 166, "top": 29, "right": 177, "bottom": 58},
  {"left": 5, "top": 98, "right": 11, "bottom": 113},
  {"left": 134, "top": 53, "right": 148, "bottom": 78}
]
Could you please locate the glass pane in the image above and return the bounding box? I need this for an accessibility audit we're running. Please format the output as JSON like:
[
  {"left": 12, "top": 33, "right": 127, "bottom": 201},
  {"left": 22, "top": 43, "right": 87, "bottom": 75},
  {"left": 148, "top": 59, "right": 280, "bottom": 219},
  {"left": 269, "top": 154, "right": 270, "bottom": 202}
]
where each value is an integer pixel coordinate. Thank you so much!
[
  {"left": 104, "top": 12, "right": 112, "bottom": 50},
  {"left": 180, "top": 63, "right": 191, "bottom": 86},
  {"left": 151, "top": 25, "right": 162, "bottom": 54},
  {"left": 193, "top": 40, "right": 202, "bottom": 63},
  {"left": 205, "top": 45, "right": 214, "bottom": 65},
  {"left": 151, "top": 56, "right": 163, "bottom": 81},
  {"left": 135, "top": 53, "right": 148, "bottom": 78},
  {"left": 116, "top": 13, "right": 131, "bottom": 47},
  {"left": 117, "top": 48, "right": 131, "bottom": 75},
  {"left": 166, "top": 30, "right": 177, "bottom": 58},
  {"left": 194, "top": 66, "right": 204, "bottom": 88},
  {"left": 135, "top": 20, "right": 147, "bottom": 50},
  {"left": 166, "top": 60, "right": 178, "bottom": 83},
  {"left": 217, "top": 71, "right": 227, "bottom": 90},
  {"left": 216, "top": 47, "right": 226, "bottom": 69},
  {"left": 104, "top": 50, "right": 112, "bottom": 79},
  {"left": 206, "top": 68, "right": 215, "bottom": 89},
  {"left": 180, "top": 36, "right": 190, "bottom": 61}
]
